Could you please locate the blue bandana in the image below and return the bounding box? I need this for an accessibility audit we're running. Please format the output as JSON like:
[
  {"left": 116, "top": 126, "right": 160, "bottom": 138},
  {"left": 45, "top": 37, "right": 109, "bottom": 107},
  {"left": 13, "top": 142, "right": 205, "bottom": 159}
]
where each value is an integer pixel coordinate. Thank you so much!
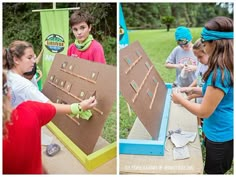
[
  {"left": 175, "top": 26, "right": 192, "bottom": 42},
  {"left": 201, "top": 27, "right": 233, "bottom": 42}
]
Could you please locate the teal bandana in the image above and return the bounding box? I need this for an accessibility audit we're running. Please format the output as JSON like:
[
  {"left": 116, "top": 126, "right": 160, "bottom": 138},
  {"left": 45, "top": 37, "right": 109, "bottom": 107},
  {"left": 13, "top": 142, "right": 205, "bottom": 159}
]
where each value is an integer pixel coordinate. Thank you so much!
[
  {"left": 74, "top": 35, "right": 93, "bottom": 51},
  {"left": 201, "top": 27, "right": 233, "bottom": 42}
]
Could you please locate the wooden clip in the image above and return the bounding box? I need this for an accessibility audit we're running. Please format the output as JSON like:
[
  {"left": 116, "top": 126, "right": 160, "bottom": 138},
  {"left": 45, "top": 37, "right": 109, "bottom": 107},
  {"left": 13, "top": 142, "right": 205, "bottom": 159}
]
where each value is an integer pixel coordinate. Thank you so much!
[
  {"left": 152, "top": 76, "right": 158, "bottom": 84},
  {"left": 125, "top": 55, "right": 142, "bottom": 74},
  {"left": 68, "top": 64, "right": 74, "bottom": 71},
  {"left": 61, "top": 62, "right": 68, "bottom": 69},
  {"left": 60, "top": 68, "right": 96, "bottom": 84},
  {"left": 130, "top": 80, "right": 139, "bottom": 93},
  {"left": 65, "top": 82, "right": 72, "bottom": 92},
  {"left": 124, "top": 57, "right": 132, "bottom": 66},
  {"left": 50, "top": 75, "right": 55, "bottom": 81},
  {"left": 147, "top": 89, "right": 153, "bottom": 98},
  {"left": 136, "top": 50, "right": 141, "bottom": 57},
  {"left": 149, "top": 82, "right": 159, "bottom": 109},
  {"left": 91, "top": 72, "right": 99, "bottom": 81},
  {"left": 132, "top": 65, "right": 153, "bottom": 103},
  {"left": 66, "top": 114, "right": 80, "bottom": 126},
  {"left": 145, "top": 61, "right": 151, "bottom": 69}
]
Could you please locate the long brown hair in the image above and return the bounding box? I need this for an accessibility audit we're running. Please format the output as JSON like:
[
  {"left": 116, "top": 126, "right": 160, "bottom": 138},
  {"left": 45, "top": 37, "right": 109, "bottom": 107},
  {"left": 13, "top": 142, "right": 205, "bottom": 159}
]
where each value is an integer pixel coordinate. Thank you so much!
[
  {"left": 2, "top": 70, "right": 12, "bottom": 136},
  {"left": 202, "top": 16, "right": 233, "bottom": 87}
]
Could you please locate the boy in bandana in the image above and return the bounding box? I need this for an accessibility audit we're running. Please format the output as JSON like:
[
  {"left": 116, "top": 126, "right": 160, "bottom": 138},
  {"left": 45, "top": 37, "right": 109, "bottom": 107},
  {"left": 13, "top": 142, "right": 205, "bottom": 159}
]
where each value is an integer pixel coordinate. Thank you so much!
[{"left": 165, "top": 26, "right": 198, "bottom": 87}]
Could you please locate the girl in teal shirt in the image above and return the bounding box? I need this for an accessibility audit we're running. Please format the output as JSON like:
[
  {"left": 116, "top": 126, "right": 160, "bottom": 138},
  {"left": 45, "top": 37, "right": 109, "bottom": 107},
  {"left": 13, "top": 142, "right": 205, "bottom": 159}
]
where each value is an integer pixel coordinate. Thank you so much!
[{"left": 172, "top": 16, "right": 233, "bottom": 174}]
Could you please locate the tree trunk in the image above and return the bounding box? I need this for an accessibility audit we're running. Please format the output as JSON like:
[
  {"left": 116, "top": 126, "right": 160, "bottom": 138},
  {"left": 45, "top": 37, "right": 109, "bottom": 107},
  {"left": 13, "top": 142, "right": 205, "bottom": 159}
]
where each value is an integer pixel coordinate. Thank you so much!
[{"left": 166, "top": 24, "right": 170, "bottom": 31}]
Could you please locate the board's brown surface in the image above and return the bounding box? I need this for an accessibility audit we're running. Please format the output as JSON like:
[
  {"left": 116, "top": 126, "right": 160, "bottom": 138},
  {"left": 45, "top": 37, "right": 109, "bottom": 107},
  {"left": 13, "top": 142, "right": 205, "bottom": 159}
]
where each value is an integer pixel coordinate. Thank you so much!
[
  {"left": 42, "top": 54, "right": 116, "bottom": 154},
  {"left": 120, "top": 41, "right": 167, "bottom": 139}
]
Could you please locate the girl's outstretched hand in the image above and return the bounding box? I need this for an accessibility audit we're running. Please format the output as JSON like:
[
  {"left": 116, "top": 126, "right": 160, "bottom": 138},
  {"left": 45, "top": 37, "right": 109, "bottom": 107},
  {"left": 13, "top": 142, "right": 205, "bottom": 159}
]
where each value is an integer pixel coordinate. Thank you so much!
[{"left": 80, "top": 96, "right": 97, "bottom": 111}]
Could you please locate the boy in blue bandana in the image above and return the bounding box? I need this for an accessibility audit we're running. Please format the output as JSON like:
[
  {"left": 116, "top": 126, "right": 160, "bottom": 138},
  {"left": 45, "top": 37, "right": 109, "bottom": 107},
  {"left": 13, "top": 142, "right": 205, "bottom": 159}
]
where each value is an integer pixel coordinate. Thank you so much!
[{"left": 165, "top": 26, "right": 198, "bottom": 87}]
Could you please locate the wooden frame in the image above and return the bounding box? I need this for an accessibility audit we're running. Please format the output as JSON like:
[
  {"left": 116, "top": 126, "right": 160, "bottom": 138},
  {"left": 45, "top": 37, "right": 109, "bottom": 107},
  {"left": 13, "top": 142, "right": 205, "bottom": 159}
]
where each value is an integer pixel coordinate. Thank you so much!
[
  {"left": 119, "top": 84, "right": 172, "bottom": 156},
  {"left": 119, "top": 41, "right": 172, "bottom": 156},
  {"left": 46, "top": 122, "right": 116, "bottom": 171}
]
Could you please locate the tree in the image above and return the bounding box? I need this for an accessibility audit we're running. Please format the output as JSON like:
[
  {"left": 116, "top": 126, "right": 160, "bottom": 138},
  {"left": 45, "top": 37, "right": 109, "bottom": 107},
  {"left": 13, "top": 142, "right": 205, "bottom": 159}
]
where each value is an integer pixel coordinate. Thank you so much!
[
  {"left": 161, "top": 16, "right": 175, "bottom": 31},
  {"left": 3, "top": 2, "right": 117, "bottom": 65},
  {"left": 122, "top": 3, "right": 233, "bottom": 29}
]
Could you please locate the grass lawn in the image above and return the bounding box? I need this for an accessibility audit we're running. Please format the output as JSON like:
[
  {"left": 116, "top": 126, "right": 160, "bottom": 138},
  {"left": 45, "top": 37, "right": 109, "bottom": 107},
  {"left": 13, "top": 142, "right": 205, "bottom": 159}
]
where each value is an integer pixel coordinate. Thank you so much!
[
  {"left": 102, "top": 102, "right": 117, "bottom": 143},
  {"left": 119, "top": 27, "right": 233, "bottom": 174}
]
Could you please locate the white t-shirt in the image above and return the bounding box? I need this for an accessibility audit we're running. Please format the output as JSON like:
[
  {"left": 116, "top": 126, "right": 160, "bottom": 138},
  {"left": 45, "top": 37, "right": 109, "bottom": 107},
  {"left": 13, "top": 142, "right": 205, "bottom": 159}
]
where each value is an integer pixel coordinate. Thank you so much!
[
  {"left": 31, "top": 75, "right": 39, "bottom": 87},
  {"left": 7, "top": 70, "right": 49, "bottom": 108},
  {"left": 195, "top": 63, "right": 208, "bottom": 87},
  {"left": 195, "top": 63, "right": 208, "bottom": 104}
]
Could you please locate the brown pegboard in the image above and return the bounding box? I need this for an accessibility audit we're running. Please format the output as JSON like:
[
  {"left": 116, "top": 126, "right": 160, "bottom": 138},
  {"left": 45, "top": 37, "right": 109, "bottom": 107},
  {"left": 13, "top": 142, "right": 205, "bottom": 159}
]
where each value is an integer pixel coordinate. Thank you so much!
[
  {"left": 42, "top": 54, "right": 116, "bottom": 155},
  {"left": 120, "top": 41, "right": 167, "bottom": 139}
]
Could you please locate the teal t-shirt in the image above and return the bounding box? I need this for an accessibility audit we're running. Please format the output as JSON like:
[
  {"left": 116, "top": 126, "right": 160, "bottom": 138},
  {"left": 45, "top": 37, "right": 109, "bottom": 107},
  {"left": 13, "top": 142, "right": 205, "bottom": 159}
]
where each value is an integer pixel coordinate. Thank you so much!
[{"left": 202, "top": 68, "right": 233, "bottom": 142}]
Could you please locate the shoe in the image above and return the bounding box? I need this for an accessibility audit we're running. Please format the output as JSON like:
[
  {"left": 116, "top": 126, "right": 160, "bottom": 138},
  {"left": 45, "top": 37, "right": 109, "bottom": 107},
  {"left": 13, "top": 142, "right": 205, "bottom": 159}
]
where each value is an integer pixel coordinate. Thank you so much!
[{"left": 46, "top": 143, "right": 61, "bottom": 157}]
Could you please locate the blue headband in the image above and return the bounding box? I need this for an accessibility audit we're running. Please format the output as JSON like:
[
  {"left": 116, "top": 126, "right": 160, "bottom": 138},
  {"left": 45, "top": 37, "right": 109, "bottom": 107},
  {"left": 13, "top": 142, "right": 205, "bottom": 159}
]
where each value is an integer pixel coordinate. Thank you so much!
[{"left": 201, "top": 27, "right": 233, "bottom": 41}]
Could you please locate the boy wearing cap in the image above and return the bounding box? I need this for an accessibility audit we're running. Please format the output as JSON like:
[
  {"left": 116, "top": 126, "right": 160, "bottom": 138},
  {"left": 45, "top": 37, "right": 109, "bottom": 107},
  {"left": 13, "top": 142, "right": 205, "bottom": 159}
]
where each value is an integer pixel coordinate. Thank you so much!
[{"left": 165, "top": 26, "right": 198, "bottom": 87}]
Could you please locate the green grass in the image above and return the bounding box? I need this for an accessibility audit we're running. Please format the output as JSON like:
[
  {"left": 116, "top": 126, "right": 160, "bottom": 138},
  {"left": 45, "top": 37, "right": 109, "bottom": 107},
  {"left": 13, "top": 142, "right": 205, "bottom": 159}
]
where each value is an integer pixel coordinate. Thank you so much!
[
  {"left": 102, "top": 102, "right": 117, "bottom": 143},
  {"left": 119, "top": 95, "right": 136, "bottom": 139}
]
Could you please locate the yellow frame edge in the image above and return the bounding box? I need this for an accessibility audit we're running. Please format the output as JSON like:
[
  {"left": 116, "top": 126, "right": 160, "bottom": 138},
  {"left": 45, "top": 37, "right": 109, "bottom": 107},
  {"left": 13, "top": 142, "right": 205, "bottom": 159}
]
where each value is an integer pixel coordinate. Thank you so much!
[{"left": 46, "top": 121, "right": 116, "bottom": 171}]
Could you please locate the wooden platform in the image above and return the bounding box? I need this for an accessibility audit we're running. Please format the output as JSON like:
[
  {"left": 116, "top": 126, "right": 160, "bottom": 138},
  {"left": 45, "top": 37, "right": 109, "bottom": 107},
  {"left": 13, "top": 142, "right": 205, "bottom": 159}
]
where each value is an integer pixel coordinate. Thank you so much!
[
  {"left": 120, "top": 100, "right": 204, "bottom": 174},
  {"left": 42, "top": 126, "right": 116, "bottom": 174}
]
